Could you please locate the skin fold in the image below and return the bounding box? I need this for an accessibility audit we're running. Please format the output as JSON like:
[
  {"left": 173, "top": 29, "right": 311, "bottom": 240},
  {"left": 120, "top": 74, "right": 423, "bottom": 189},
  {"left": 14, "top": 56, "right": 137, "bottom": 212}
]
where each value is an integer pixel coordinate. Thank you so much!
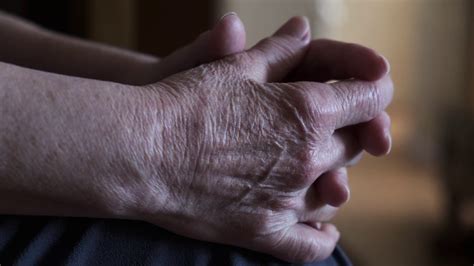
[{"left": 0, "top": 14, "right": 393, "bottom": 263}]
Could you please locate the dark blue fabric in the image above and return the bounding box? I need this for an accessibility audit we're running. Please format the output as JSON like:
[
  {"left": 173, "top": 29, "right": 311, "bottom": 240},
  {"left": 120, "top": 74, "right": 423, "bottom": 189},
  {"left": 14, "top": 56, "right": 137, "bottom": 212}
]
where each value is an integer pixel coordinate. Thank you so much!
[{"left": 0, "top": 216, "right": 352, "bottom": 266}]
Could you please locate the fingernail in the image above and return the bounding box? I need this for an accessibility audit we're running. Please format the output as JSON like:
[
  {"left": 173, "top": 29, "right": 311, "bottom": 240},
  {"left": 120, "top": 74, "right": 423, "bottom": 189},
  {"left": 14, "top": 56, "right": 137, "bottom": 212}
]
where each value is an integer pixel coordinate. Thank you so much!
[
  {"left": 380, "top": 55, "right": 391, "bottom": 74},
  {"left": 343, "top": 184, "right": 351, "bottom": 203},
  {"left": 335, "top": 177, "right": 350, "bottom": 206},
  {"left": 274, "top": 16, "right": 310, "bottom": 40},
  {"left": 338, "top": 167, "right": 348, "bottom": 175},
  {"left": 301, "top": 30, "right": 311, "bottom": 42},
  {"left": 384, "top": 128, "right": 392, "bottom": 155},
  {"left": 316, "top": 222, "right": 322, "bottom": 230},
  {"left": 219, "top": 11, "right": 237, "bottom": 22}
]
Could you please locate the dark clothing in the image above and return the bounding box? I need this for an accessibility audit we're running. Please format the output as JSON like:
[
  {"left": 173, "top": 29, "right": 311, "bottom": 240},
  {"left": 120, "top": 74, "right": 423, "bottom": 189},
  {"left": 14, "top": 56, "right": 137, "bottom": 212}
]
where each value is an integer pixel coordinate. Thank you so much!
[{"left": 0, "top": 216, "right": 351, "bottom": 266}]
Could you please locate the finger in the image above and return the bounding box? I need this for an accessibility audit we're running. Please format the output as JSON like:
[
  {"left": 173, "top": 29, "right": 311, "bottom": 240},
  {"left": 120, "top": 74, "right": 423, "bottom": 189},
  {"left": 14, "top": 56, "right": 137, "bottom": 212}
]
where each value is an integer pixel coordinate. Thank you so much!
[
  {"left": 356, "top": 111, "right": 392, "bottom": 156},
  {"left": 288, "top": 39, "right": 390, "bottom": 82},
  {"left": 330, "top": 75, "right": 394, "bottom": 129},
  {"left": 313, "top": 168, "right": 350, "bottom": 207},
  {"left": 244, "top": 16, "right": 310, "bottom": 82},
  {"left": 299, "top": 182, "right": 340, "bottom": 221},
  {"left": 335, "top": 111, "right": 391, "bottom": 157},
  {"left": 299, "top": 75, "right": 393, "bottom": 130},
  {"left": 155, "top": 12, "right": 246, "bottom": 80},
  {"left": 207, "top": 12, "right": 247, "bottom": 60},
  {"left": 317, "top": 129, "right": 361, "bottom": 173},
  {"left": 262, "top": 223, "right": 339, "bottom": 263}
]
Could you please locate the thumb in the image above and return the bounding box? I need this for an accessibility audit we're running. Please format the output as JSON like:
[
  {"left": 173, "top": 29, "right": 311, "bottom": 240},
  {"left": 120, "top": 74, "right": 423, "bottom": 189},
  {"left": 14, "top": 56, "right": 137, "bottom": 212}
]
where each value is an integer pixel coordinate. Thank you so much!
[
  {"left": 245, "top": 16, "right": 310, "bottom": 82},
  {"left": 155, "top": 13, "right": 246, "bottom": 81},
  {"left": 207, "top": 12, "right": 246, "bottom": 60}
]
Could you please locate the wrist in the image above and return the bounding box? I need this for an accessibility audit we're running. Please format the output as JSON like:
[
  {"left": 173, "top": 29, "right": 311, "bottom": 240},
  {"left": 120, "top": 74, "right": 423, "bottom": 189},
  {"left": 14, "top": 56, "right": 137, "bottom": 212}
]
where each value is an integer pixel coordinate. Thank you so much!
[{"left": 106, "top": 83, "right": 179, "bottom": 222}]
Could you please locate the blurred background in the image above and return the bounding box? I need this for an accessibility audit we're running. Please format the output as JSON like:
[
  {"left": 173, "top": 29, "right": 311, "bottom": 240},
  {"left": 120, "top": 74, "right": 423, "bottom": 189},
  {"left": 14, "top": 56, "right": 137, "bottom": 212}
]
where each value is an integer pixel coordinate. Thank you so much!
[{"left": 1, "top": 0, "right": 473, "bottom": 265}]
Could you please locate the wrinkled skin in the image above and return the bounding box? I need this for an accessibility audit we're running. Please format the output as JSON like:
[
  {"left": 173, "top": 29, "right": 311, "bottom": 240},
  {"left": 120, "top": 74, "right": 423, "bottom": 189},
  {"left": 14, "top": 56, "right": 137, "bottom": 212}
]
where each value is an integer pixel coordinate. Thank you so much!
[
  {"left": 155, "top": 14, "right": 392, "bottom": 210},
  {"left": 0, "top": 14, "right": 393, "bottom": 263},
  {"left": 126, "top": 17, "right": 393, "bottom": 263}
]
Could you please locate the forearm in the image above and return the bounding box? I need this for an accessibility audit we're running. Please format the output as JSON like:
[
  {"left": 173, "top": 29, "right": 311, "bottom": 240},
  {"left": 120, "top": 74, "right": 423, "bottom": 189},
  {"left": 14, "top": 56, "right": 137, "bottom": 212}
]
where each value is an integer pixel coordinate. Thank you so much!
[
  {"left": 0, "top": 61, "right": 163, "bottom": 219},
  {"left": 0, "top": 11, "right": 160, "bottom": 85}
]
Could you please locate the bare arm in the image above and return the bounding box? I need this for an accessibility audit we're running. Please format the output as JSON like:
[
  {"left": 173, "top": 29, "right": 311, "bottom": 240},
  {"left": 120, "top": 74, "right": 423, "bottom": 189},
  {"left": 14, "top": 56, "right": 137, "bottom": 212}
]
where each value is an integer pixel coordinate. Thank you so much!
[
  {"left": 0, "top": 11, "right": 160, "bottom": 85},
  {"left": 0, "top": 13, "right": 248, "bottom": 219},
  {"left": 0, "top": 61, "right": 158, "bottom": 218}
]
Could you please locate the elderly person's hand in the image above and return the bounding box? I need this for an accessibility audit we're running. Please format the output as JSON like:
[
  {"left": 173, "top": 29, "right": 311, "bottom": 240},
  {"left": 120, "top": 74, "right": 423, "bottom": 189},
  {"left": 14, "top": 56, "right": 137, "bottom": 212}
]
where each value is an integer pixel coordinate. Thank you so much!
[
  {"left": 183, "top": 14, "right": 392, "bottom": 209},
  {"left": 0, "top": 14, "right": 392, "bottom": 264},
  {"left": 125, "top": 17, "right": 393, "bottom": 262}
]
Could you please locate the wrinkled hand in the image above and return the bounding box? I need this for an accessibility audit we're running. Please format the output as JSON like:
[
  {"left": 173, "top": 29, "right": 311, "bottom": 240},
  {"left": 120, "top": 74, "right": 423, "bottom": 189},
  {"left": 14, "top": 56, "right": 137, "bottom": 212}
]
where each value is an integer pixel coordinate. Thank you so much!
[
  {"left": 147, "top": 13, "right": 392, "bottom": 209},
  {"left": 130, "top": 17, "right": 393, "bottom": 263}
]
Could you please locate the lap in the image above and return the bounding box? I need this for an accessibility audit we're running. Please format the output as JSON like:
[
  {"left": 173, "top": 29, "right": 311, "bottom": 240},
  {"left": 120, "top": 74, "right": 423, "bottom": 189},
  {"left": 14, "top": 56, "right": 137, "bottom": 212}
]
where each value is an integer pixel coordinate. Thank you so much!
[{"left": 0, "top": 216, "right": 351, "bottom": 266}]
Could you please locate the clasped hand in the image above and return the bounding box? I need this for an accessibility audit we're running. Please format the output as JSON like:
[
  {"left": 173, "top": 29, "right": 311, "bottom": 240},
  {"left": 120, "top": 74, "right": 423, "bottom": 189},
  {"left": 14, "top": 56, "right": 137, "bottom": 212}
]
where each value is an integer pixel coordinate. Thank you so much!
[{"left": 123, "top": 16, "right": 393, "bottom": 263}]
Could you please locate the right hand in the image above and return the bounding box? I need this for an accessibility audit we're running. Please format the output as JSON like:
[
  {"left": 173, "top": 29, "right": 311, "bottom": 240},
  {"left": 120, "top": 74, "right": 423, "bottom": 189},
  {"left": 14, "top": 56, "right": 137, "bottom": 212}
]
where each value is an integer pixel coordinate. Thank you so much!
[{"left": 127, "top": 17, "right": 393, "bottom": 263}]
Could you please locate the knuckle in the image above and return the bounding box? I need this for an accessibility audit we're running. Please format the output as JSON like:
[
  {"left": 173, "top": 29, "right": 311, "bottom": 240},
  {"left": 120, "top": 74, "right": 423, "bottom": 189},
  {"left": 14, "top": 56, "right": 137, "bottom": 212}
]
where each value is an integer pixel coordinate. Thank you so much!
[
  {"left": 330, "top": 82, "right": 353, "bottom": 125},
  {"left": 300, "top": 83, "right": 340, "bottom": 133},
  {"left": 252, "top": 36, "right": 299, "bottom": 71},
  {"left": 349, "top": 81, "right": 383, "bottom": 122},
  {"left": 248, "top": 210, "right": 285, "bottom": 237},
  {"left": 286, "top": 87, "right": 313, "bottom": 133},
  {"left": 331, "top": 79, "right": 390, "bottom": 124},
  {"left": 287, "top": 84, "right": 312, "bottom": 116},
  {"left": 214, "top": 54, "right": 246, "bottom": 78},
  {"left": 220, "top": 52, "right": 247, "bottom": 70},
  {"left": 235, "top": 50, "right": 268, "bottom": 80},
  {"left": 244, "top": 47, "right": 265, "bottom": 65},
  {"left": 282, "top": 83, "right": 332, "bottom": 140},
  {"left": 298, "top": 153, "right": 317, "bottom": 184},
  {"left": 289, "top": 148, "right": 320, "bottom": 189},
  {"left": 365, "top": 81, "right": 383, "bottom": 117},
  {"left": 259, "top": 36, "right": 295, "bottom": 58}
]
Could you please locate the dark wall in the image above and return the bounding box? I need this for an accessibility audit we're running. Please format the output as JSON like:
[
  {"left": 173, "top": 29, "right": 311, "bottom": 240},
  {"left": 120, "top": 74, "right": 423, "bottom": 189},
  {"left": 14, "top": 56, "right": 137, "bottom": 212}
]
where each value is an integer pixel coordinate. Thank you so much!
[
  {"left": 0, "top": 0, "right": 87, "bottom": 37},
  {"left": 136, "top": 0, "right": 215, "bottom": 56},
  {"left": 0, "top": 0, "right": 215, "bottom": 56},
  {"left": 0, "top": 0, "right": 27, "bottom": 17}
]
